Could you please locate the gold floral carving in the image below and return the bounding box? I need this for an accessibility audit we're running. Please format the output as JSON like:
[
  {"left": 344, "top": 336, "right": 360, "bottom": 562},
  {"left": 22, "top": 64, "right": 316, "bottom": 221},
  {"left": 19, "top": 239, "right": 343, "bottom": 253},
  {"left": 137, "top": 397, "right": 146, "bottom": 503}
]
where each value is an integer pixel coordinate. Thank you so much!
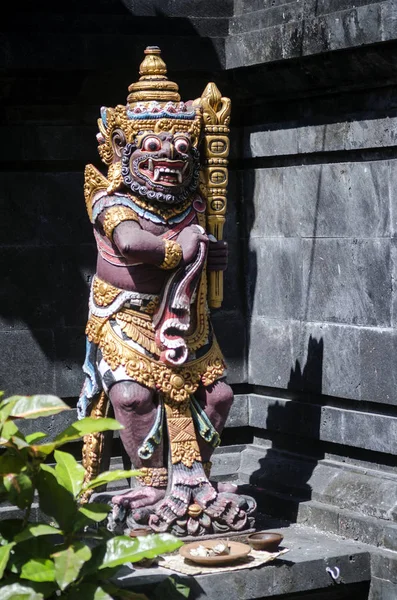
[
  {"left": 86, "top": 315, "right": 226, "bottom": 403},
  {"left": 159, "top": 239, "right": 183, "bottom": 270},
  {"left": 97, "top": 105, "right": 201, "bottom": 166},
  {"left": 136, "top": 467, "right": 168, "bottom": 488},
  {"left": 81, "top": 391, "right": 110, "bottom": 503},
  {"left": 115, "top": 310, "right": 159, "bottom": 356},
  {"left": 84, "top": 164, "right": 109, "bottom": 222},
  {"left": 92, "top": 277, "right": 122, "bottom": 306},
  {"left": 102, "top": 205, "right": 139, "bottom": 240}
]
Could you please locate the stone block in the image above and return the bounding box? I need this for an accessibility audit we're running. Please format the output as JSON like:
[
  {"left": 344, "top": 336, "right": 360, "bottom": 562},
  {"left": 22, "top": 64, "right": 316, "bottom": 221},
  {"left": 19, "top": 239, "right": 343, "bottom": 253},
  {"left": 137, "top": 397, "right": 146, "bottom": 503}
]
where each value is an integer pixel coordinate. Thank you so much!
[
  {"left": 226, "top": 394, "right": 249, "bottom": 428},
  {"left": 226, "top": 21, "right": 303, "bottom": 70},
  {"left": 59, "top": 243, "right": 96, "bottom": 327},
  {"left": 248, "top": 317, "right": 303, "bottom": 388},
  {"left": 383, "top": 522, "right": 397, "bottom": 552},
  {"left": 360, "top": 327, "right": 397, "bottom": 406},
  {"left": 316, "top": 0, "right": 381, "bottom": 17},
  {"left": 290, "top": 162, "right": 390, "bottom": 239},
  {"left": 234, "top": 0, "right": 298, "bottom": 15},
  {"left": 302, "top": 238, "right": 392, "bottom": 327},
  {"left": 338, "top": 510, "right": 385, "bottom": 547},
  {"left": 0, "top": 173, "right": 40, "bottom": 246},
  {"left": 369, "top": 577, "right": 397, "bottom": 600},
  {"left": 0, "top": 329, "right": 55, "bottom": 396},
  {"left": 303, "top": 4, "right": 384, "bottom": 56},
  {"left": 18, "top": 408, "right": 78, "bottom": 442},
  {"left": 230, "top": 4, "right": 302, "bottom": 35},
  {"left": 0, "top": 247, "right": 64, "bottom": 330},
  {"left": 212, "top": 310, "right": 247, "bottom": 384},
  {"left": 169, "top": 0, "right": 233, "bottom": 18},
  {"left": 243, "top": 118, "right": 397, "bottom": 159},
  {"left": 297, "top": 500, "right": 339, "bottom": 535},
  {"left": 0, "top": 125, "right": 97, "bottom": 162},
  {"left": 220, "top": 238, "right": 244, "bottom": 313},
  {"left": 248, "top": 237, "right": 303, "bottom": 320},
  {"left": 243, "top": 168, "right": 285, "bottom": 238},
  {"left": 54, "top": 327, "right": 86, "bottom": 398},
  {"left": 301, "top": 322, "right": 361, "bottom": 400},
  {"left": 371, "top": 551, "right": 397, "bottom": 584},
  {"left": 36, "top": 172, "right": 91, "bottom": 246}
]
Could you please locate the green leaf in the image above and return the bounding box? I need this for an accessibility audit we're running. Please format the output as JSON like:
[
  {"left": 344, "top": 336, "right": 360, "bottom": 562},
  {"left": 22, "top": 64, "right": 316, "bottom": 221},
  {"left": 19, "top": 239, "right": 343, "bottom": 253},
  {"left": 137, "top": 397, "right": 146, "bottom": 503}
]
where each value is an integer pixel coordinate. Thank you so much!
[
  {"left": 99, "top": 534, "right": 183, "bottom": 570},
  {"left": 101, "top": 583, "right": 149, "bottom": 599},
  {"left": 75, "top": 503, "right": 111, "bottom": 527},
  {"left": 52, "top": 542, "right": 92, "bottom": 591},
  {"left": 3, "top": 395, "right": 70, "bottom": 420},
  {"left": 3, "top": 472, "right": 33, "bottom": 510},
  {"left": 0, "top": 542, "right": 15, "bottom": 578},
  {"left": 53, "top": 417, "right": 123, "bottom": 445},
  {"left": 0, "top": 582, "right": 44, "bottom": 600},
  {"left": 0, "top": 519, "right": 25, "bottom": 543},
  {"left": 36, "top": 465, "right": 77, "bottom": 531},
  {"left": 14, "top": 524, "right": 61, "bottom": 543},
  {"left": 0, "top": 420, "right": 21, "bottom": 445},
  {"left": 20, "top": 558, "right": 56, "bottom": 582},
  {"left": 54, "top": 450, "right": 85, "bottom": 497},
  {"left": 82, "top": 469, "right": 141, "bottom": 493},
  {"left": 64, "top": 583, "right": 113, "bottom": 600},
  {"left": 0, "top": 451, "right": 25, "bottom": 475},
  {"left": 152, "top": 577, "right": 191, "bottom": 599},
  {"left": 25, "top": 432, "right": 47, "bottom": 444}
]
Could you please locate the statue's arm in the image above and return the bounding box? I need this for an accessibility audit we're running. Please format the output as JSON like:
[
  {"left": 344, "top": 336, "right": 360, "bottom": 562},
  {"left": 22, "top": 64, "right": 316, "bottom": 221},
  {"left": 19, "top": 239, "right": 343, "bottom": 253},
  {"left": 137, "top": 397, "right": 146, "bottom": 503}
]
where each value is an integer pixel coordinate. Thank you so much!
[{"left": 113, "top": 220, "right": 166, "bottom": 265}]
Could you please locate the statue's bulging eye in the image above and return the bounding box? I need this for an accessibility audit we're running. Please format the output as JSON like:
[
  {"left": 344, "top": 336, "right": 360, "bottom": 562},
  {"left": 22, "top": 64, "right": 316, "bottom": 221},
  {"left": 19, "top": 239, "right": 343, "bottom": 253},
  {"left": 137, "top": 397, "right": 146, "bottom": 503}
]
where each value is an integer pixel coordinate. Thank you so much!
[
  {"left": 175, "top": 138, "right": 189, "bottom": 153},
  {"left": 142, "top": 136, "right": 161, "bottom": 152}
]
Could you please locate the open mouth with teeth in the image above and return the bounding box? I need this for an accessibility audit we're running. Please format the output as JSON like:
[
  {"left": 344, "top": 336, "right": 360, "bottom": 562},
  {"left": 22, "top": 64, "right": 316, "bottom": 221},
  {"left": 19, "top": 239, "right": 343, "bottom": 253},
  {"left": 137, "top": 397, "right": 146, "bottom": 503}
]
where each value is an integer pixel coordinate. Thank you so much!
[{"left": 138, "top": 158, "right": 190, "bottom": 187}]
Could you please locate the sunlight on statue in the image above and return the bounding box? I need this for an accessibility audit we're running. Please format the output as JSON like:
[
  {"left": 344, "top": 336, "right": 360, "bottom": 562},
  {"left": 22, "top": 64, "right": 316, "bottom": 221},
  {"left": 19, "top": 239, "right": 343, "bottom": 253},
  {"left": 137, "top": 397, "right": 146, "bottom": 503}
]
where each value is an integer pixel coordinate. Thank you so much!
[{"left": 79, "top": 46, "right": 256, "bottom": 536}]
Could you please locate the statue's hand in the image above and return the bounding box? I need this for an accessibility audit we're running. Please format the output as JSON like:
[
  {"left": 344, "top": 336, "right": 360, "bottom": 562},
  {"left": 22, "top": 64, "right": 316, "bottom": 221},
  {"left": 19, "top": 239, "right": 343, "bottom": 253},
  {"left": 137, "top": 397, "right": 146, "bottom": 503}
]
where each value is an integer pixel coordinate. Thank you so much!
[
  {"left": 177, "top": 225, "right": 208, "bottom": 264},
  {"left": 207, "top": 240, "right": 228, "bottom": 272}
]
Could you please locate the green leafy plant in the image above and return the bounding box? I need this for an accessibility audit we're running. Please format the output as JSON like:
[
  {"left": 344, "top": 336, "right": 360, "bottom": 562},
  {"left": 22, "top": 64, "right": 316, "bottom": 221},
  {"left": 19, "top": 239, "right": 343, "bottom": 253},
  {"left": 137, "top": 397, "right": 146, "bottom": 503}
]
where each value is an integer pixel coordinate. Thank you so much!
[{"left": 0, "top": 393, "right": 184, "bottom": 599}]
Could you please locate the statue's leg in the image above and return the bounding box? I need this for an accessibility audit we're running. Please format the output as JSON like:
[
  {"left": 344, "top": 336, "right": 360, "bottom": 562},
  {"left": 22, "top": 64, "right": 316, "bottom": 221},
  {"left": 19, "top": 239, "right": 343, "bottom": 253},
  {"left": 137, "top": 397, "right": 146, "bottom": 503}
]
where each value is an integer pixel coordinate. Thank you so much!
[
  {"left": 108, "top": 380, "right": 166, "bottom": 509},
  {"left": 194, "top": 378, "right": 233, "bottom": 462}
]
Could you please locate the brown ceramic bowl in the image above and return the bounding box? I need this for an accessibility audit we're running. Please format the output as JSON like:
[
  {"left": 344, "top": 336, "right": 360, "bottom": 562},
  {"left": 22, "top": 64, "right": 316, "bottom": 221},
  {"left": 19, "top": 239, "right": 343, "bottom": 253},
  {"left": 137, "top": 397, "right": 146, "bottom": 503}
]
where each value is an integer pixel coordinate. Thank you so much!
[
  {"left": 247, "top": 531, "right": 284, "bottom": 552},
  {"left": 128, "top": 528, "right": 151, "bottom": 538}
]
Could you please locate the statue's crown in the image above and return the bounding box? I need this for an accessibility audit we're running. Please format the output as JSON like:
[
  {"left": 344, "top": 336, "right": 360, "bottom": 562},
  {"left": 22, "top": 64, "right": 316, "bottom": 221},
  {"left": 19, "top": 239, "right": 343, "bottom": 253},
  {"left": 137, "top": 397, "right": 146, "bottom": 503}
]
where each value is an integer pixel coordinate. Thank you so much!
[{"left": 96, "top": 46, "right": 202, "bottom": 165}]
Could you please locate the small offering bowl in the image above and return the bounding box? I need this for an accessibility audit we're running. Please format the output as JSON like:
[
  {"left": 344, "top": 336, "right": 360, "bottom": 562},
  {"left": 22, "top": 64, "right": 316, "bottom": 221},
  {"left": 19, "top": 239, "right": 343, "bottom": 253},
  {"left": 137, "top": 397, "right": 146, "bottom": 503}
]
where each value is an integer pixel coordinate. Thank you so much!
[
  {"left": 247, "top": 532, "right": 284, "bottom": 552},
  {"left": 129, "top": 528, "right": 151, "bottom": 538}
]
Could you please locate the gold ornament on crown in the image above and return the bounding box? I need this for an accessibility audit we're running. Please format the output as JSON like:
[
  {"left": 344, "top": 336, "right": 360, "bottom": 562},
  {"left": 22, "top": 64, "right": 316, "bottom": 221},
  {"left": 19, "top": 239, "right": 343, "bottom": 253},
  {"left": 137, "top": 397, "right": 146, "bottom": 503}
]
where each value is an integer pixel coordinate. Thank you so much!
[{"left": 96, "top": 46, "right": 202, "bottom": 169}]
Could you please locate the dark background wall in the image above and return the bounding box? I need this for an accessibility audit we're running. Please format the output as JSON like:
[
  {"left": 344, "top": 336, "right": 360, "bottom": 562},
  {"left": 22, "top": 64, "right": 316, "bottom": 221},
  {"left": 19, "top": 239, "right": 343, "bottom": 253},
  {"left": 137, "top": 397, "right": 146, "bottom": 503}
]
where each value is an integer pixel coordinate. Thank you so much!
[{"left": 1, "top": 2, "right": 397, "bottom": 596}]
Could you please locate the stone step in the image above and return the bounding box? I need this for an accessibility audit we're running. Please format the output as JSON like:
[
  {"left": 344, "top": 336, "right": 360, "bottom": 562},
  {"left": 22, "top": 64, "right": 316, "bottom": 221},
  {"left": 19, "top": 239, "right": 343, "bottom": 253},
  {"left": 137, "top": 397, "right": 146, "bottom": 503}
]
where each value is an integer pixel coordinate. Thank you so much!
[
  {"left": 230, "top": 3, "right": 302, "bottom": 35},
  {"left": 114, "top": 522, "right": 371, "bottom": 599},
  {"left": 234, "top": 0, "right": 299, "bottom": 16}
]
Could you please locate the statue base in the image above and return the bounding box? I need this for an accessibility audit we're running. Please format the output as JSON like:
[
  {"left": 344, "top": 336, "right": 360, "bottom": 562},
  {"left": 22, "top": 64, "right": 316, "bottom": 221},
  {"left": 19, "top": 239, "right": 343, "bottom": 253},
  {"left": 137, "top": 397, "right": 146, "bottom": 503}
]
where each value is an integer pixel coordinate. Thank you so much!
[{"left": 94, "top": 484, "right": 256, "bottom": 538}]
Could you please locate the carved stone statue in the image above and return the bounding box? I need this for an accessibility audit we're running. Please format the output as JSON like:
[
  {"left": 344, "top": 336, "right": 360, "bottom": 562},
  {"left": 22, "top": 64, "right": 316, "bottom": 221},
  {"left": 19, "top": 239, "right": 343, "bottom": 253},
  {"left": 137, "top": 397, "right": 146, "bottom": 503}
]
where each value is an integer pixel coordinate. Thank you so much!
[{"left": 79, "top": 46, "right": 256, "bottom": 536}]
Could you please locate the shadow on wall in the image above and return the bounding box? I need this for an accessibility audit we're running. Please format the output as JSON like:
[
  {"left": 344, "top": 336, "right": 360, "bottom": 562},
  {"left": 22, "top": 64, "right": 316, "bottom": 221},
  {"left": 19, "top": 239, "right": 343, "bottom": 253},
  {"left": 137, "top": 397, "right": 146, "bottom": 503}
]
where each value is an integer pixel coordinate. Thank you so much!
[
  {"left": 248, "top": 335, "right": 324, "bottom": 522},
  {"left": 0, "top": 0, "right": 226, "bottom": 394}
]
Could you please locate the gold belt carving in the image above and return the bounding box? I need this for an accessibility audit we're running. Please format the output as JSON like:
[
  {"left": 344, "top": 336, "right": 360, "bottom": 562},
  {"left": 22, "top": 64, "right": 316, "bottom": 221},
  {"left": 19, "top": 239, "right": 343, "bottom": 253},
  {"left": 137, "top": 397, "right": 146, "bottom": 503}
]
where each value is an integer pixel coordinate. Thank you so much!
[{"left": 86, "top": 315, "right": 225, "bottom": 403}]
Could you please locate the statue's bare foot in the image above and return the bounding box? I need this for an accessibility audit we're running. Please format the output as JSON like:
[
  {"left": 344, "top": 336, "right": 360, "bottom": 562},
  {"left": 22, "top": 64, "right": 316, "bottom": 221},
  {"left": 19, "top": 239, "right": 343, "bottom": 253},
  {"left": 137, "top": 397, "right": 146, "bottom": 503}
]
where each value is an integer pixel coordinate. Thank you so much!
[
  {"left": 217, "top": 481, "right": 238, "bottom": 494},
  {"left": 112, "top": 486, "right": 166, "bottom": 509}
]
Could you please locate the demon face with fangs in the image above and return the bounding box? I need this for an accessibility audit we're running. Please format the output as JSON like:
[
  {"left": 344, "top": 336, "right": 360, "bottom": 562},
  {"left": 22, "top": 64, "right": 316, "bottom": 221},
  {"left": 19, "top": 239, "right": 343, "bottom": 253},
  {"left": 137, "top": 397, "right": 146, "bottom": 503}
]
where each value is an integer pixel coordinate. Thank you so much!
[{"left": 121, "top": 130, "right": 201, "bottom": 205}]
